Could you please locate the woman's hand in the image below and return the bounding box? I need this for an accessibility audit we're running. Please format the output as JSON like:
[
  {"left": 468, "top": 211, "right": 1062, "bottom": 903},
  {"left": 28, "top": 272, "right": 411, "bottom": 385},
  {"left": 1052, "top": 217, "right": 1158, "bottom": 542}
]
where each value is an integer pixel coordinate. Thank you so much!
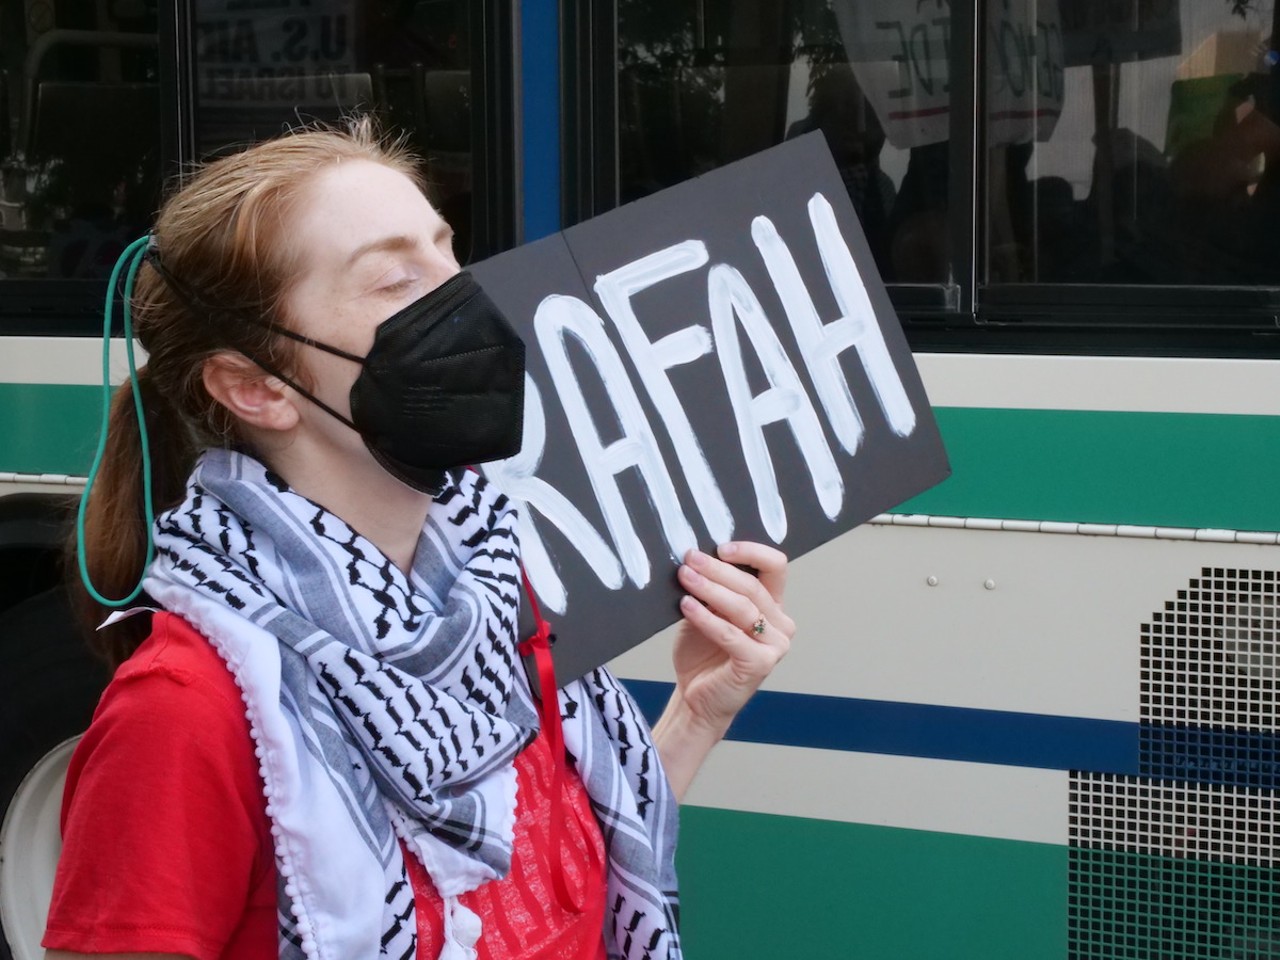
[
  {"left": 672, "top": 541, "right": 793, "bottom": 733},
  {"left": 652, "top": 541, "right": 793, "bottom": 799}
]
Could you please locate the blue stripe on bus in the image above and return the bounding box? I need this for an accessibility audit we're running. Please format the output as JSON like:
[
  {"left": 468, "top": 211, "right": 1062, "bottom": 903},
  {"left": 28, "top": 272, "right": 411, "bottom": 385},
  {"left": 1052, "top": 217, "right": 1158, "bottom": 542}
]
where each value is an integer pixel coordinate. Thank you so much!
[
  {"left": 623, "top": 681, "right": 1280, "bottom": 785},
  {"left": 1142, "top": 725, "right": 1280, "bottom": 790},
  {"left": 621, "top": 679, "right": 1141, "bottom": 774},
  {"left": 520, "top": 0, "right": 561, "bottom": 242}
]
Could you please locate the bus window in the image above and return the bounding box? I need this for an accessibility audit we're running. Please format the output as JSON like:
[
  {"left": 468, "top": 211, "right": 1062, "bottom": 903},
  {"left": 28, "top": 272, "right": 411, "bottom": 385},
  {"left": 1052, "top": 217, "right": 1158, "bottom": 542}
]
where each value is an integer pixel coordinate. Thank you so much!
[
  {"left": 614, "top": 0, "right": 956, "bottom": 286},
  {"left": 193, "top": 0, "right": 477, "bottom": 262},
  {"left": 0, "top": 2, "right": 159, "bottom": 281},
  {"left": 980, "top": 0, "right": 1280, "bottom": 287}
]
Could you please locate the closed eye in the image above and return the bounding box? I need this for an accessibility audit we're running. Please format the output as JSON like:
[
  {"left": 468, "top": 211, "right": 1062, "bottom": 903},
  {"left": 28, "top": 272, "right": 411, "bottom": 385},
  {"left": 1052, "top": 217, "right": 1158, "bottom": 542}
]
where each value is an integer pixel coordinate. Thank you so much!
[
  {"left": 380, "top": 276, "right": 418, "bottom": 294},
  {"left": 372, "top": 263, "right": 425, "bottom": 295}
]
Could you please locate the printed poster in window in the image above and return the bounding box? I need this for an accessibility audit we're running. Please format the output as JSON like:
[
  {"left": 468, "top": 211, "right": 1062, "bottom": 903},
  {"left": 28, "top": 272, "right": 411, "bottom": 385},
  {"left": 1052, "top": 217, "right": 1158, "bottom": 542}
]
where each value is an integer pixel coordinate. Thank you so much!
[{"left": 195, "top": 0, "right": 362, "bottom": 109}]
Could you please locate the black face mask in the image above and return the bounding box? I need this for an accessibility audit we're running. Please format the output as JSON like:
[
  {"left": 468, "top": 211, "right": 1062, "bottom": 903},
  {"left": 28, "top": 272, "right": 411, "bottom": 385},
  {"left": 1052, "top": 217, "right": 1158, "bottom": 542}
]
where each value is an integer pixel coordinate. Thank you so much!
[
  {"left": 147, "top": 253, "right": 525, "bottom": 496},
  {"left": 270, "top": 271, "right": 527, "bottom": 496}
]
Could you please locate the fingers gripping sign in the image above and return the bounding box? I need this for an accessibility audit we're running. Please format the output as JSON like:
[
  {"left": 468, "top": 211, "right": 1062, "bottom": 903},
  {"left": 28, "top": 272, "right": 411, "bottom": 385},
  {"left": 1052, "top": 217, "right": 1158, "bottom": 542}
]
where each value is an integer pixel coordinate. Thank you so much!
[
  {"left": 653, "top": 540, "right": 793, "bottom": 799},
  {"left": 673, "top": 540, "right": 794, "bottom": 738}
]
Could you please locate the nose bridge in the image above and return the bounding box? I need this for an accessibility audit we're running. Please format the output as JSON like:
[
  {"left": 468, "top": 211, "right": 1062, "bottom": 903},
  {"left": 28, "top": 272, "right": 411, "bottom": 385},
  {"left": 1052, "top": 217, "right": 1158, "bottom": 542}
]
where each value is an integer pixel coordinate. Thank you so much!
[
  {"left": 422, "top": 228, "right": 462, "bottom": 287},
  {"left": 430, "top": 255, "right": 462, "bottom": 286}
]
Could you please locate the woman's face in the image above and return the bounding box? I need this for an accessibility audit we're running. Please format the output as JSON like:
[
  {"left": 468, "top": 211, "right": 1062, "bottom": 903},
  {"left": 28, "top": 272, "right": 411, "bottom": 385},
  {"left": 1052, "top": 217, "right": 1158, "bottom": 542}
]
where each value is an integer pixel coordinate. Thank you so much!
[{"left": 281, "top": 159, "right": 460, "bottom": 428}]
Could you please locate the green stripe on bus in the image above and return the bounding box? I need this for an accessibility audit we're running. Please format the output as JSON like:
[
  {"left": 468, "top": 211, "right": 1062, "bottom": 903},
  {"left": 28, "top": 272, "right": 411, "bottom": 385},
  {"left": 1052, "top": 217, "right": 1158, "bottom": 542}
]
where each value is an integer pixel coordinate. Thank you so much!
[
  {"left": 5, "top": 385, "right": 1280, "bottom": 532},
  {"left": 677, "top": 806, "right": 1067, "bottom": 959},
  {"left": 0, "top": 383, "right": 101, "bottom": 476},
  {"left": 901, "top": 407, "right": 1280, "bottom": 532},
  {"left": 1070, "top": 847, "right": 1278, "bottom": 957}
]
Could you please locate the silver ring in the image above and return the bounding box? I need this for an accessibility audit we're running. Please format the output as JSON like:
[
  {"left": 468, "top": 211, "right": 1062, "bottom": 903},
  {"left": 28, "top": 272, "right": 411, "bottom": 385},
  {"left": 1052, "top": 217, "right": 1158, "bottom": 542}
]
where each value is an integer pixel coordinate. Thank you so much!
[{"left": 751, "top": 616, "right": 767, "bottom": 637}]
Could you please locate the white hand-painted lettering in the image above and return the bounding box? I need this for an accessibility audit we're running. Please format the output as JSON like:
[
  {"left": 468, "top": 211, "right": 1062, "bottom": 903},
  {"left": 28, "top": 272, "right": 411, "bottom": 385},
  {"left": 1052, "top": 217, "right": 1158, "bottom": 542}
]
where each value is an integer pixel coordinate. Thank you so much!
[
  {"left": 487, "top": 188, "right": 925, "bottom": 620},
  {"left": 535, "top": 294, "right": 698, "bottom": 588},
  {"left": 752, "top": 213, "right": 866, "bottom": 455},
  {"left": 481, "top": 375, "right": 623, "bottom": 614},
  {"left": 594, "top": 241, "right": 735, "bottom": 545},
  {"left": 809, "top": 192, "right": 917, "bottom": 437},
  {"left": 708, "top": 264, "right": 843, "bottom": 542}
]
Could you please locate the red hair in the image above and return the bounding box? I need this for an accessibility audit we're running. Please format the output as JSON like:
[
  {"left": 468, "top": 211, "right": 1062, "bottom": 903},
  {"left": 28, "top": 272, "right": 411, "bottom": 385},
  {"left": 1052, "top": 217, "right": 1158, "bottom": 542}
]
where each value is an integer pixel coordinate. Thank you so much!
[{"left": 75, "top": 119, "right": 425, "bottom": 667}]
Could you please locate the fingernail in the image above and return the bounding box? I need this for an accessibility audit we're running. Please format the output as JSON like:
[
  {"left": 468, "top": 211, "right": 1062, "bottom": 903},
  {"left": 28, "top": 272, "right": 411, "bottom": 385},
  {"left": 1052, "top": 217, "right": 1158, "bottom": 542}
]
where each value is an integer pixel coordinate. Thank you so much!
[
  {"left": 680, "top": 595, "right": 697, "bottom": 612},
  {"left": 688, "top": 549, "right": 709, "bottom": 567},
  {"left": 719, "top": 542, "right": 738, "bottom": 558},
  {"left": 678, "top": 564, "right": 701, "bottom": 584}
]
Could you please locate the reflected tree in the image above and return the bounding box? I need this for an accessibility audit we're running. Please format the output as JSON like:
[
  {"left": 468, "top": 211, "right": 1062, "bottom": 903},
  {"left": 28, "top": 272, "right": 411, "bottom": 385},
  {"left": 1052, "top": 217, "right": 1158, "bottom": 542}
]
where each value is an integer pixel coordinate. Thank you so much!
[{"left": 616, "top": 0, "right": 847, "bottom": 202}]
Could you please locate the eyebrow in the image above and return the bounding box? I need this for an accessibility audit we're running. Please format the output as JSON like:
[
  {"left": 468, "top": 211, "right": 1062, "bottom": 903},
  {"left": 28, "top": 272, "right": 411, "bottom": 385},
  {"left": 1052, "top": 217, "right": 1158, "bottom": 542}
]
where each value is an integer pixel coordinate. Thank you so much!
[
  {"left": 345, "top": 234, "right": 418, "bottom": 266},
  {"left": 344, "top": 225, "right": 455, "bottom": 267}
]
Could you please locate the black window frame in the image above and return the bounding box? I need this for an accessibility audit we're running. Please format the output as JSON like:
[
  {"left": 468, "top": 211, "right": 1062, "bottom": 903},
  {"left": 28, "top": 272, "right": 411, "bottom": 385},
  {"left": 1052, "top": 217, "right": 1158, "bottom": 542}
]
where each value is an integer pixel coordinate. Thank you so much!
[
  {"left": 567, "top": 0, "right": 1280, "bottom": 359},
  {"left": 0, "top": 8, "right": 173, "bottom": 336},
  {"left": 0, "top": 0, "right": 519, "bottom": 337}
]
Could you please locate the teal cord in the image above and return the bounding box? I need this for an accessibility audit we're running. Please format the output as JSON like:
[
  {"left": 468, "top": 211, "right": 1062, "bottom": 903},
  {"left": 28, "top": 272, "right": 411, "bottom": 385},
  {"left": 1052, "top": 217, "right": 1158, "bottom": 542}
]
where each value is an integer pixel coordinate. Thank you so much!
[{"left": 76, "top": 235, "right": 155, "bottom": 608}]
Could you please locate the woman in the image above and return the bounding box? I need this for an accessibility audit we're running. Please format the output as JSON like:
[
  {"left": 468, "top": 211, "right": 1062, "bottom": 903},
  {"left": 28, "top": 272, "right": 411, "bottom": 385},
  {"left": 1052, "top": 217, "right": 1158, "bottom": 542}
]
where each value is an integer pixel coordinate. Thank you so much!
[{"left": 44, "top": 119, "right": 794, "bottom": 960}]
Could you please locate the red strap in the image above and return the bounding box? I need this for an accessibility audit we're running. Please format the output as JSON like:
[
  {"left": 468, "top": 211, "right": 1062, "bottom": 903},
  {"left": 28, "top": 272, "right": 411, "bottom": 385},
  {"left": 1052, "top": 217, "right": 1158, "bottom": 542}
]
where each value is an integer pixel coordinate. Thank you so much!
[{"left": 517, "top": 567, "right": 598, "bottom": 914}]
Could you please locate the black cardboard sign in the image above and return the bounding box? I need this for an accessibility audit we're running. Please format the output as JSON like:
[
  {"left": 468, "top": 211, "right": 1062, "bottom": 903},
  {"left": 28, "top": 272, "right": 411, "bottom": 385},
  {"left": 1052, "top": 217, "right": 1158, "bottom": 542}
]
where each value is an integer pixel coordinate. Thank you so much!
[{"left": 469, "top": 133, "right": 950, "bottom": 681}]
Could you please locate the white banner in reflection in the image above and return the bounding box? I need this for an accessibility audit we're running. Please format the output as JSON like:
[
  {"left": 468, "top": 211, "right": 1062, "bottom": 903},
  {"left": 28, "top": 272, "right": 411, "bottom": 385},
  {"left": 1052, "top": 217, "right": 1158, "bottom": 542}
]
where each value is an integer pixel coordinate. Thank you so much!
[{"left": 834, "top": 0, "right": 1065, "bottom": 149}]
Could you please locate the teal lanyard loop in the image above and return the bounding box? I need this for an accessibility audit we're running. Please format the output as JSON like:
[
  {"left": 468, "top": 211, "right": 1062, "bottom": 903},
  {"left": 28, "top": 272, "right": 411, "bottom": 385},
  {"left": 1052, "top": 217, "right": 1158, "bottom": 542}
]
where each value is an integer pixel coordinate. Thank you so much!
[{"left": 76, "top": 234, "right": 155, "bottom": 607}]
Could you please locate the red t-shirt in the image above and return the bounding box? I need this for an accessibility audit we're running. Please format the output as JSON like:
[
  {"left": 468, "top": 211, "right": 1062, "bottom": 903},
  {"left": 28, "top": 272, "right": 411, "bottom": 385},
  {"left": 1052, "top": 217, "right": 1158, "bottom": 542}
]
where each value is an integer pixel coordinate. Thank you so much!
[{"left": 44, "top": 612, "right": 607, "bottom": 960}]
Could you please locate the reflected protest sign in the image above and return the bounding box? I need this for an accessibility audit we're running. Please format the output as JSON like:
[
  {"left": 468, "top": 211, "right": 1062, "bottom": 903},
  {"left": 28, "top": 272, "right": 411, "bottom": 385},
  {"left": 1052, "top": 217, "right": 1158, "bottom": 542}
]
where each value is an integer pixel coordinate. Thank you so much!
[
  {"left": 833, "top": 0, "right": 1064, "bottom": 149},
  {"left": 470, "top": 134, "right": 951, "bottom": 680}
]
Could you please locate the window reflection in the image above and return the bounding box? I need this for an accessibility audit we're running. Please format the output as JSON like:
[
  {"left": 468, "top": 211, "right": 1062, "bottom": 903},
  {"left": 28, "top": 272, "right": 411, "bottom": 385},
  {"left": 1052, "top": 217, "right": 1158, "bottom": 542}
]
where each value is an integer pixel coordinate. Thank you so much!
[
  {"left": 985, "top": 0, "right": 1280, "bottom": 286},
  {"left": 193, "top": 1, "right": 475, "bottom": 261},
  {"left": 833, "top": 0, "right": 963, "bottom": 284},
  {"left": 0, "top": 3, "right": 159, "bottom": 280},
  {"left": 617, "top": 0, "right": 953, "bottom": 283}
]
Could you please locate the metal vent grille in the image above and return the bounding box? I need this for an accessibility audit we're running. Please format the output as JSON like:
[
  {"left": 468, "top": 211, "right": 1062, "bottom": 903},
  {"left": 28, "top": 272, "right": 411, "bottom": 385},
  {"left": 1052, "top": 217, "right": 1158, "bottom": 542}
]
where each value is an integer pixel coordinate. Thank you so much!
[{"left": 1068, "top": 568, "right": 1278, "bottom": 959}]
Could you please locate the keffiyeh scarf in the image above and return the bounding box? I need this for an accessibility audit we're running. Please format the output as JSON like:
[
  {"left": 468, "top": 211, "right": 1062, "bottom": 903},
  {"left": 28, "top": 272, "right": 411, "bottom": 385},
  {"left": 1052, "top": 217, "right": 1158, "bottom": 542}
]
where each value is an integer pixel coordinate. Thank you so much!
[{"left": 143, "top": 449, "right": 680, "bottom": 960}]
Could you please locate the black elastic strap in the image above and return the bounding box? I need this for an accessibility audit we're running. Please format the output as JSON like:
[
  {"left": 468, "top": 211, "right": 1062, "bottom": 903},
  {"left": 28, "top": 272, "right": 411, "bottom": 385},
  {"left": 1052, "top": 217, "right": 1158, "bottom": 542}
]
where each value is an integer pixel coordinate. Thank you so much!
[{"left": 144, "top": 249, "right": 363, "bottom": 431}]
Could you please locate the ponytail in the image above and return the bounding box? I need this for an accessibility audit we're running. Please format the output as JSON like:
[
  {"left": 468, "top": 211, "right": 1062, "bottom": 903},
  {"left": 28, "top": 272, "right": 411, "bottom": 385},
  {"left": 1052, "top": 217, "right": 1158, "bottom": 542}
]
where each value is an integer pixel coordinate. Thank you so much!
[
  {"left": 70, "top": 234, "right": 190, "bottom": 669},
  {"left": 66, "top": 119, "right": 425, "bottom": 670},
  {"left": 69, "top": 370, "right": 198, "bottom": 668}
]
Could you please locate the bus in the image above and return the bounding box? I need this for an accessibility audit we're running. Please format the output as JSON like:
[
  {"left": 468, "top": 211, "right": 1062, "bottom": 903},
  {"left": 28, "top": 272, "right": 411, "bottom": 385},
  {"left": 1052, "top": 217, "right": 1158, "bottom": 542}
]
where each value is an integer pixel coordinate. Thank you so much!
[{"left": 2, "top": 1, "right": 1279, "bottom": 957}]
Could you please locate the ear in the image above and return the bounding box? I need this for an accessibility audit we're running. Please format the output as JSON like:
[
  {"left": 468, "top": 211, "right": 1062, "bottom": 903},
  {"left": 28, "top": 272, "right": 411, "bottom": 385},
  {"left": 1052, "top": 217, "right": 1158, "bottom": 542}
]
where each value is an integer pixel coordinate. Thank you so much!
[{"left": 202, "top": 351, "right": 301, "bottom": 433}]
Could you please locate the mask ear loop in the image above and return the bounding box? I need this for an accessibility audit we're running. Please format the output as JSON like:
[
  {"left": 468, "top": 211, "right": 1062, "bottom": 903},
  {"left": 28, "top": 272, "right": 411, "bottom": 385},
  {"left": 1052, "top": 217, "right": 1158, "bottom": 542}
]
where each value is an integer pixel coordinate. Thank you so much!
[
  {"left": 145, "top": 253, "right": 366, "bottom": 431},
  {"left": 76, "top": 234, "right": 156, "bottom": 608}
]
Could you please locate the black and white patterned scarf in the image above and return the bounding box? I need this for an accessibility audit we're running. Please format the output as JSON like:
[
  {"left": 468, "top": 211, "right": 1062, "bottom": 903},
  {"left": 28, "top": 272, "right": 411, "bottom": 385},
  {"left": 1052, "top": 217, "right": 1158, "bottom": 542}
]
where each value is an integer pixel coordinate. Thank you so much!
[{"left": 143, "top": 449, "right": 680, "bottom": 960}]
